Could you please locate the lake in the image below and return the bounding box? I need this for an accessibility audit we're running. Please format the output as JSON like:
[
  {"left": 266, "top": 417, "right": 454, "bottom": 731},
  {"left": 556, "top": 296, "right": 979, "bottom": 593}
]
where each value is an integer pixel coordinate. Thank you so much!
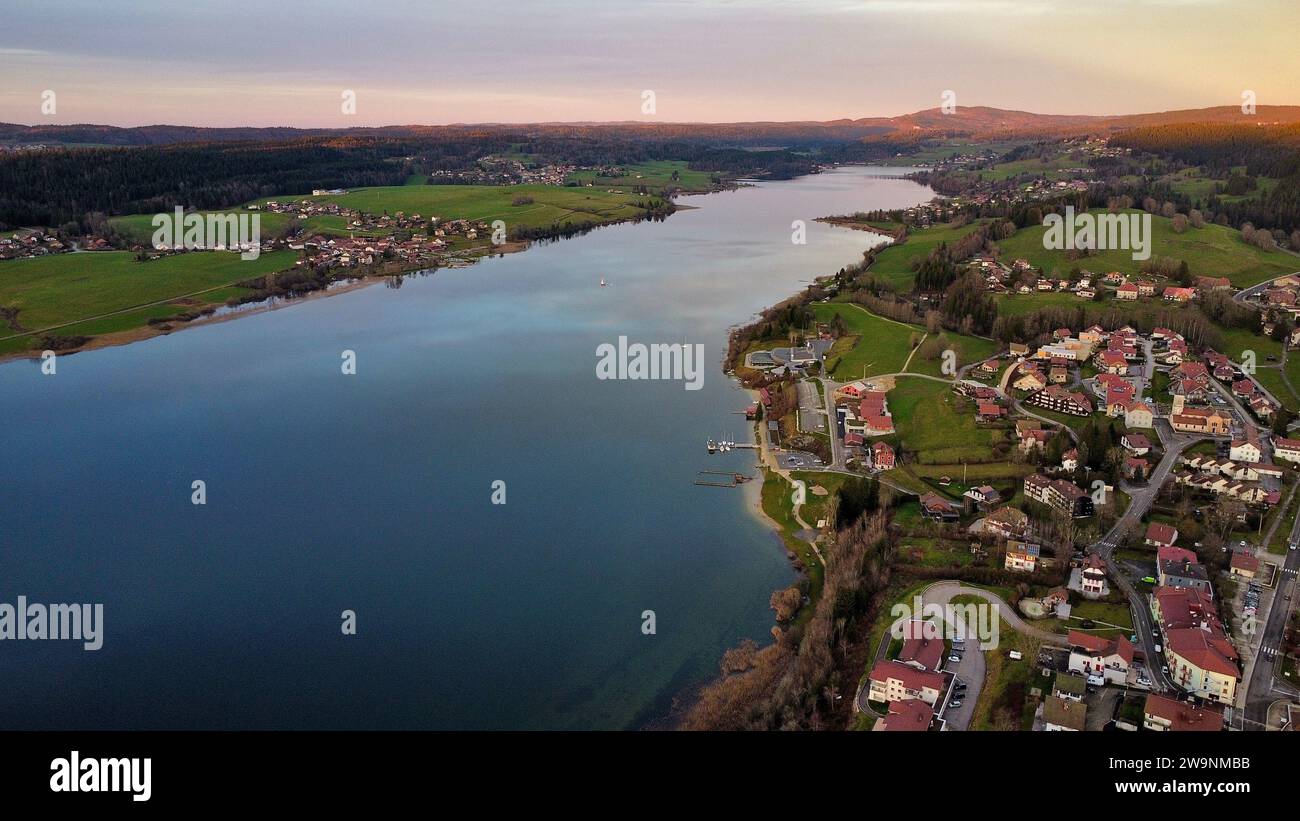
[{"left": 0, "top": 165, "right": 931, "bottom": 729}]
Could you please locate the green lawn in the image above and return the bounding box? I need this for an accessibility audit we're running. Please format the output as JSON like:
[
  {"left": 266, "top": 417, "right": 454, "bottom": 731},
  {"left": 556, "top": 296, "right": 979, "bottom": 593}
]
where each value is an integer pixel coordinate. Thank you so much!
[
  {"left": 813, "top": 302, "right": 996, "bottom": 381},
  {"left": 0, "top": 250, "right": 294, "bottom": 343},
  {"left": 955, "top": 601, "right": 1044, "bottom": 732},
  {"left": 565, "top": 160, "right": 715, "bottom": 193},
  {"left": 260, "top": 184, "right": 663, "bottom": 234},
  {"left": 863, "top": 220, "right": 987, "bottom": 290},
  {"left": 759, "top": 467, "right": 823, "bottom": 605},
  {"left": 813, "top": 302, "right": 920, "bottom": 379},
  {"left": 996, "top": 210, "right": 1298, "bottom": 287},
  {"left": 888, "top": 377, "right": 1009, "bottom": 464},
  {"left": 1252, "top": 367, "right": 1297, "bottom": 411}
]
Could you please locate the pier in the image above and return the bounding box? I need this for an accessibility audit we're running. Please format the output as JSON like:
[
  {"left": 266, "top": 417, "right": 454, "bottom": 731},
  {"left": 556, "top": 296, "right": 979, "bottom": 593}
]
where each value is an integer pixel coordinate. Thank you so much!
[{"left": 693, "top": 470, "right": 754, "bottom": 488}]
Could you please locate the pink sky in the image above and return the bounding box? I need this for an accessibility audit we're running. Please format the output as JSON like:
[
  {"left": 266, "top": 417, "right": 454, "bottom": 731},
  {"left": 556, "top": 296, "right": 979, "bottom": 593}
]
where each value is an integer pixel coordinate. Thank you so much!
[{"left": 2, "top": 0, "right": 1298, "bottom": 127}]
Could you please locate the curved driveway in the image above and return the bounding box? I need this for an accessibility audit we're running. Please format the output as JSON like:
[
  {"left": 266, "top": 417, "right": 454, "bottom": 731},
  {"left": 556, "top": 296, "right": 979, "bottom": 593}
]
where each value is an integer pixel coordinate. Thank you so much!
[{"left": 869, "top": 581, "right": 1065, "bottom": 731}]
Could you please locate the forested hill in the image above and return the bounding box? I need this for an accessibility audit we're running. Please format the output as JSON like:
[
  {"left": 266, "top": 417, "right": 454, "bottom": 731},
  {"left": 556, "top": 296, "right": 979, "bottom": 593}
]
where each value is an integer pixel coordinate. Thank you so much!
[
  {"left": 8, "top": 105, "right": 1300, "bottom": 148},
  {"left": 1112, "top": 121, "right": 1300, "bottom": 234},
  {"left": 0, "top": 133, "right": 818, "bottom": 229}
]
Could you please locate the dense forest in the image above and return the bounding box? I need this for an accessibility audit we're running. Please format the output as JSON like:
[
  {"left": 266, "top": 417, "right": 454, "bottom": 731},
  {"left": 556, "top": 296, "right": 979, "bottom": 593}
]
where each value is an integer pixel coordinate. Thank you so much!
[
  {"left": 0, "top": 131, "right": 817, "bottom": 229},
  {"left": 1112, "top": 122, "right": 1300, "bottom": 233}
]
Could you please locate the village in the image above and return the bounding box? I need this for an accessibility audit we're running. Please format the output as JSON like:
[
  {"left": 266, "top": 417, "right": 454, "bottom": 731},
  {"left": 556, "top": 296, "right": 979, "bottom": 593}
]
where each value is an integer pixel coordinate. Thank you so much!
[{"left": 741, "top": 267, "right": 1300, "bottom": 733}]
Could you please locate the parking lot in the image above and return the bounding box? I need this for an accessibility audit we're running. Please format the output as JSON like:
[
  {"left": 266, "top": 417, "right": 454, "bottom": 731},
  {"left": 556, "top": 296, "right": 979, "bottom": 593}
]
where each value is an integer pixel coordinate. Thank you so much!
[
  {"left": 796, "top": 381, "right": 826, "bottom": 433},
  {"left": 777, "top": 450, "right": 823, "bottom": 470}
]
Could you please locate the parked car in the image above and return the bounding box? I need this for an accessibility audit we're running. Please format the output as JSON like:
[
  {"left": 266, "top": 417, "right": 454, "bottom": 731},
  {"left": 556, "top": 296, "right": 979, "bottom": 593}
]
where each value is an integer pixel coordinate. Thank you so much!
[
  {"left": 1086, "top": 674, "right": 1105, "bottom": 686},
  {"left": 948, "top": 654, "right": 961, "bottom": 663}
]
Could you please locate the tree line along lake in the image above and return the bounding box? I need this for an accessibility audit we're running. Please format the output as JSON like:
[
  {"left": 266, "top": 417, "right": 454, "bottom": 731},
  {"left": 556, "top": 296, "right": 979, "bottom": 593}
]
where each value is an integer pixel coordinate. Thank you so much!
[{"left": 0, "top": 165, "right": 932, "bottom": 729}]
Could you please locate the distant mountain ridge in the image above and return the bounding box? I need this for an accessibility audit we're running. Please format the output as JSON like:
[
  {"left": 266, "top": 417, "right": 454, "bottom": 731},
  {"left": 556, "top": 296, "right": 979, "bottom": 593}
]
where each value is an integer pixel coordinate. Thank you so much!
[{"left": 5, "top": 105, "right": 1300, "bottom": 148}]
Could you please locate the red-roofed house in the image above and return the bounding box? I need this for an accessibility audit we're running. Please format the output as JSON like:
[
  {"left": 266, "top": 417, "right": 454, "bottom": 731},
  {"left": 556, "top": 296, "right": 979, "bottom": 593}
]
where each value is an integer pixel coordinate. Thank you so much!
[
  {"left": 919, "top": 492, "right": 959, "bottom": 522},
  {"left": 867, "top": 660, "right": 945, "bottom": 705},
  {"left": 977, "top": 402, "right": 1006, "bottom": 421},
  {"left": 1166, "top": 628, "right": 1239, "bottom": 704},
  {"left": 874, "top": 698, "right": 934, "bottom": 732},
  {"left": 1067, "top": 630, "right": 1133, "bottom": 684},
  {"left": 1229, "top": 550, "right": 1260, "bottom": 579},
  {"left": 897, "top": 633, "right": 945, "bottom": 672},
  {"left": 870, "top": 441, "right": 895, "bottom": 470},
  {"left": 1273, "top": 437, "right": 1300, "bottom": 463},
  {"left": 1122, "top": 432, "right": 1152, "bottom": 455},
  {"left": 1143, "top": 694, "right": 1224, "bottom": 732},
  {"left": 1156, "top": 545, "right": 1198, "bottom": 566},
  {"left": 1145, "top": 522, "right": 1178, "bottom": 548}
]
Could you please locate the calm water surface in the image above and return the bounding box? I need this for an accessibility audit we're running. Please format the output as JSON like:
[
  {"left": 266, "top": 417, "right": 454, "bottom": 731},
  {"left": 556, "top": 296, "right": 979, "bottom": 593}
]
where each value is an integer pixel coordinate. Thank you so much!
[{"left": 0, "top": 166, "right": 930, "bottom": 729}]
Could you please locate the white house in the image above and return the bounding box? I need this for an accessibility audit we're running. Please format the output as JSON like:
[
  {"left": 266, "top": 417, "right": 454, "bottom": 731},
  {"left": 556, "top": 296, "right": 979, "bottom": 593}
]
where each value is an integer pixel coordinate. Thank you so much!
[{"left": 1067, "top": 630, "right": 1133, "bottom": 685}]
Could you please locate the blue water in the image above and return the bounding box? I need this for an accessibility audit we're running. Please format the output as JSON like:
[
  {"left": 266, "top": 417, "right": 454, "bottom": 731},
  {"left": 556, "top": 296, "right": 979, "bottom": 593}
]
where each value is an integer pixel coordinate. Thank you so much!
[{"left": 0, "top": 166, "right": 931, "bottom": 729}]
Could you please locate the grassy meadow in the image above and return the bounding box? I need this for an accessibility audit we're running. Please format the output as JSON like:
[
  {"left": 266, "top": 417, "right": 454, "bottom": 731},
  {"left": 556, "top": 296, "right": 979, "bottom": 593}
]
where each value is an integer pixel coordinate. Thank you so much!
[
  {"left": 995, "top": 210, "right": 1297, "bottom": 288},
  {"left": 0, "top": 250, "right": 295, "bottom": 353},
  {"left": 264, "top": 184, "right": 664, "bottom": 232}
]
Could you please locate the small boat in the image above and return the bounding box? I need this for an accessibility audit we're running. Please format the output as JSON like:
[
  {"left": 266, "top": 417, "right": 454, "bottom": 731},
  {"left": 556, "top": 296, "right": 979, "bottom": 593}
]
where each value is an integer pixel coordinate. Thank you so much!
[
  {"left": 599, "top": 277, "right": 607, "bottom": 287},
  {"left": 707, "top": 439, "right": 718, "bottom": 454}
]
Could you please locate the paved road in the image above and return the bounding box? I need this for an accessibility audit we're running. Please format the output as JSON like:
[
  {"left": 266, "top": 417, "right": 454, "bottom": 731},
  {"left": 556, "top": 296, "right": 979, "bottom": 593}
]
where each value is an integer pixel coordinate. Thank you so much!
[
  {"left": 923, "top": 582, "right": 1065, "bottom": 644},
  {"left": 1244, "top": 517, "right": 1300, "bottom": 727},
  {"left": 1092, "top": 421, "right": 1205, "bottom": 693},
  {"left": 1208, "top": 371, "right": 1265, "bottom": 433},
  {"left": 867, "top": 582, "right": 1066, "bottom": 731},
  {"left": 1233, "top": 268, "right": 1300, "bottom": 308}
]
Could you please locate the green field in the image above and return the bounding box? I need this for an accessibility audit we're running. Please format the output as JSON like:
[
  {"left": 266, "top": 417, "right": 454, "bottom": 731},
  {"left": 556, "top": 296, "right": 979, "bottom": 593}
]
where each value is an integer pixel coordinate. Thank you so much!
[
  {"left": 877, "top": 140, "right": 1026, "bottom": 167},
  {"left": 0, "top": 250, "right": 294, "bottom": 351},
  {"left": 566, "top": 160, "right": 715, "bottom": 193},
  {"left": 996, "top": 210, "right": 1297, "bottom": 288},
  {"left": 970, "top": 155, "right": 1079, "bottom": 182},
  {"left": 887, "top": 377, "right": 1009, "bottom": 464},
  {"left": 108, "top": 211, "right": 369, "bottom": 245},
  {"left": 813, "top": 301, "right": 995, "bottom": 381},
  {"left": 262, "top": 184, "right": 664, "bottom": 234},
  {"left": 1252, "top": 366, "right": 1297, "bottom": 411},
  {"left": 863, "top": 220, "right": 984, "bottom": 290},
  {"left": 1162, "top": 168, "right": 1279, "bottom": 204},
  {"left": 813, "top": 302, "right": 920, "bottom": 379}
]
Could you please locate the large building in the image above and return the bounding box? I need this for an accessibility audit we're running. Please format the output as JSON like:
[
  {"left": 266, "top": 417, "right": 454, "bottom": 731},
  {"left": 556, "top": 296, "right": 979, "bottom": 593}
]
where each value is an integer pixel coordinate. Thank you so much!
[
  {"left": 1169, "top": 398, "right": 1231, "bottom": 436},
  {"left": 1157, "top": 557, "right": 1213, "bottom": 596},
  {"left": 1150, "top": 587, "right": 1240, "bottom": 705},
  {"left": 1274, "top": 436, "right": 1300, "bottom": 463},
  {"left": 1026, "top": 384, "right": 1093, "bottom": 416},
  {"left": 867, "top": 660, "right": 945, "bottom": 706},
  {"left": 1024, "top": 474, "right": 1095, "bottom": 518},
  {"left": 1229, "top": 431, "right": 1261, "bottom": 463}
]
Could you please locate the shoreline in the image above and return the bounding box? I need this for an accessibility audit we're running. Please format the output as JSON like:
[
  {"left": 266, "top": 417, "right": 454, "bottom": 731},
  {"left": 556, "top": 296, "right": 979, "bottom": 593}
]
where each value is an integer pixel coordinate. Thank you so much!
[{"left": 0, "top": 227, "right": 589, "bottom": 364}]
